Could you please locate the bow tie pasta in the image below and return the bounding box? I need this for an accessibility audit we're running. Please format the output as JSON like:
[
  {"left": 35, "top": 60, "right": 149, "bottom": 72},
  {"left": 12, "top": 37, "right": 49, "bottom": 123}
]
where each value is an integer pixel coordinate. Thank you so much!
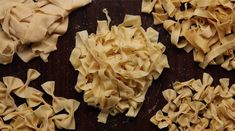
[
  {"left": 142, "top": 0, "right": 235, "bottom": 71},
  {"left": 0, "top": 69, "right": 80, "bottom": 130},
  {"left": 0, "top": 0, "right": 91, "bottom": 64},
  {"left": 70, "top": 14, "right": 169, "bottom": 123},
  {"left": 151, "top": 73, "right": 235, "bottom": 130}
]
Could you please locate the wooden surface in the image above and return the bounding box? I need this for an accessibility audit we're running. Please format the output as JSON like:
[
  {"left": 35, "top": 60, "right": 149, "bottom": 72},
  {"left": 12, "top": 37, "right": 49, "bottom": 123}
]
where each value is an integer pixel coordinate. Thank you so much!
[{"left": 1, "top": 0, "right": 235, "bottom": 131}]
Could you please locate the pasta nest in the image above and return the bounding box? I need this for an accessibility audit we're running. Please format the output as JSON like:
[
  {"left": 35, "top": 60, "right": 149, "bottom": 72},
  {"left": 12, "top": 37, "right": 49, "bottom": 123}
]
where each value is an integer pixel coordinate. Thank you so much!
[{"left": 70, "top": 15, "right": 169, "bottom": 123}]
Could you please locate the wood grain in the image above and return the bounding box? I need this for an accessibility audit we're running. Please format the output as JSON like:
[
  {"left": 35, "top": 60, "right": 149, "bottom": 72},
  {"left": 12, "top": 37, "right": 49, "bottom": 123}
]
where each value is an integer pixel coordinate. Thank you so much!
[{"left": 1, "top": 0, "right": 235, "bottom": 131}]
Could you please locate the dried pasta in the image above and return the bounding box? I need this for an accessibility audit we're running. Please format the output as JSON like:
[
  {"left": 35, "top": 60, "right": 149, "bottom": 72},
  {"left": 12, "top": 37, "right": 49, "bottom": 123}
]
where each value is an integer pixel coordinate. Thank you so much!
[
  {"left": 142, "top": 0, "right": 235, "bottom": 70},
  {"left": 0, "top": 0, "right": 91, "bottom": 64},
  {"left": 0, "top": 69, "right": 80, "bottom": 130},
  {"left": 70, "top": 12, "right": 169, "bottom": 123},
  {"left": 151, "top": 73, "right": 235, "bottom": 130}
]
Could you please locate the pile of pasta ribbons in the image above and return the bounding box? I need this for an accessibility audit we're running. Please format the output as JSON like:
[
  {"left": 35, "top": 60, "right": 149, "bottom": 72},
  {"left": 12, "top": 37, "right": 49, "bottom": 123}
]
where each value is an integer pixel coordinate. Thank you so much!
[
  {"left": 0, "top": 0, "right": 91, "bottom": 64},
  {"left": 70, "top": 14, "right": 169, "bottom": 123},
  {"left": 142, "top": 0, "right": 235, "bottom": 70}
]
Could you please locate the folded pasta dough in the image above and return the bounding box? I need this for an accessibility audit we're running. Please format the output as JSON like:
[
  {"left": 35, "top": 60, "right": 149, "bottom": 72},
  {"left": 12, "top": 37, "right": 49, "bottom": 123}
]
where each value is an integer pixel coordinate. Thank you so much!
[
  {"left": 151, "top": 73, "right": 235, "bottom": 130},
  {"left": 70, "top": 13, "right": 169, "bottom": 123},
  {"left": 142, "top": 0, "right": 235, "bottom": 70},
  {"left": 0, "top": 0, "right": 91, "bottom": 64},
  {"left": 0, "top": 69, "right": 80, "bottom": 130}
]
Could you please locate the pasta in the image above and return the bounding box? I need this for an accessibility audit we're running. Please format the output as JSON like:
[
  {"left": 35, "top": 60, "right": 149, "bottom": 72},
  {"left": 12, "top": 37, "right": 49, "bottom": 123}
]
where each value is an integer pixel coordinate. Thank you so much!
[
  {"left": 70, "top": 11, "right": 169, "bottom": 123},
  {"left": 151, "top": 73, "right": 235, "bottom": 130},
  {"left": 142, "top": 0, "right": 235, "bottom": 70},
  {"left": 0, "top": 0, "right": 91, "bottom": 64},
  {"left": 0, "top": 69, "right": 80, "bottom": 130}
]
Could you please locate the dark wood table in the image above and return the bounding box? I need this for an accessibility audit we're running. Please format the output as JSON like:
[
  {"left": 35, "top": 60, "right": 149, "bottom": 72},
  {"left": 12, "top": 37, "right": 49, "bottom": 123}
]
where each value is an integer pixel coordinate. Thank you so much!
[{"left": 1, "top": 0, "right": 235, "bottom": 131}]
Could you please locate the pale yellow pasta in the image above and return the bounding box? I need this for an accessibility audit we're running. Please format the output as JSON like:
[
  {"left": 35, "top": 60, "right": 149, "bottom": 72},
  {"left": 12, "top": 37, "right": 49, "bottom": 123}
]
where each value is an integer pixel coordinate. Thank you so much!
[
  {"left": 70, "top": 13, "right": 169, "bottom": 123},
  {"left": 142, "top": 0, "right": 235, "bottom": 70},
  {"left": 0, "top": 69, "right": 80, "bottom": 130},
  {"left": 0, "top": 0, "right": 91, "bottom": 64},
  {"left": 151, "top": 73, "right": 235, "bottom": 130}
]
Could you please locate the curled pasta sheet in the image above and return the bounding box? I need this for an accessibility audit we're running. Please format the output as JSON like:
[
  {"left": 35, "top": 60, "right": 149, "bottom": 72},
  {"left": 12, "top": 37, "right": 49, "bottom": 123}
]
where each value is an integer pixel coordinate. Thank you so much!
[
  {"left": 151, "top": 73, "right": 235, "bottom": 130},
  {"left": 0, "top": 0, "right": 91, "bottom": 64},
  {"left": 70, "top": 13, "right": 169, "bottom": 123},
  {"left": 142, "top": 0, "right": 235, "bottom": 70},
  {"left": 0, "top": 69, "right": 80, "bottom": 130}
]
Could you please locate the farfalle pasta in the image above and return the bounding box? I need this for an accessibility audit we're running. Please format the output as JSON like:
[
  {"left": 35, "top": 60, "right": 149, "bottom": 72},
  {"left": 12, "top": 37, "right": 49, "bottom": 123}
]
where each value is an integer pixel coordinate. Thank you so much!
[
  {"left": 142, "top": 0, "right": 235, "bottom": 70},
  {"left": 70, "top": 13, "right": 169, "bottom": 123},
  {"left": 151, "top": 73, "right": 235, "bottom": 130},
  {"left": 0, "top": 69, "right": 80, "bottom": 130},
  {"left": 0, "top": 0, "right": 91, "bottom": 64}
]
